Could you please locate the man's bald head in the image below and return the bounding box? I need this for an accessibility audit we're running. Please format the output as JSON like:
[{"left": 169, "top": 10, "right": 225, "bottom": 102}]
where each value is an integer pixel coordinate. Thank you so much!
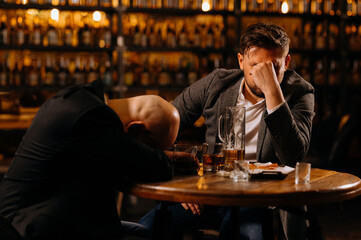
[{"left": 107, "top": 95, "right": 180, "bottom": 150}]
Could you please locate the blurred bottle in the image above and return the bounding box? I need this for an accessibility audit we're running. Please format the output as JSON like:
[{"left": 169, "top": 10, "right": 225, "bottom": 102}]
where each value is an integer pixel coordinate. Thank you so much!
[
  {"left": 347, "top": 0, "right": 357, "bottom": 16},
  {"left": 206, "top": 24, "right": 214, "bottom": 48},
  {"left": 64, "top": 16, "right": 73, "bottom": 47},
  {"left": 193, "top": 25, "right": 201, "bottom": 47},
  {"left": 101, "top": 16, "right": 112, "bottom": 48},
  {"left": 87, "top": 56, "right": 99, "bottom": 83},
  {"left": 102, "top": 59, "right": 112, "bottom": 86},
  {"left": 73, "top": 56, "right": 85, "bottom": 85},
  {"left": 58, "top": 56, "right": 69, "bottom": 87},
  {"left": 0, "top": 58, "right": 7, "bottom": 87},
  {"left": 175, "top": 56, "right": 187, "bottom": 86},
  {"left": 81, "top": 19, "right": 92, "bottom": 47},
  {"left": 166, "top": 22, "right": 176, "bottom": 48},
  {"left": 44, "top": 56, "right": 55, "bottom": 86},
  {"left": 124, "top": 57, "right": 135, "bottom": 86},
  {"left": 140, "top": 25, "right": 147, "bottom": 48},
  {"left": 140, "top": 56, "right": 150, "bottom": 86},
  {"left": 30, "top": 16, "right": 42, "bottom": 46},
  {"left": 27, "top": 58, "right": 40, "bottom": 87},
  {"left": 303, "top": 22, "right": 313, "bottom": 49},
  {"left": 351, "top": 60, "right": 360, "bottom": 85},
  {"left": 69, "top": 0, "right": 80, "bottom": 6},
  {"left": 158, "top": 57, "right": 171, "bottom": 87},
  {"left": 314, "top": 59, "right": 325, "bottom": 85},
  {"left": 178, "top": 22, "right": 188, "bottom": 47},
  {"left": 328, "top": 59, "right": 339, "bottom": 85},
  {"left": 12, "top": 60, "right": 23, "bottom": 87},
  {"left": 47, "top": 20, "right": 59, "bottom": 46},
  {"left": 0, "top": 16, "right": 9, "bottom": 46},
  {"left": 328, "top": 23, "right": 338, "bottom": 50},
  {"left": 187, "top": 56, "right": 198, "bottom": 85},
  {"left": 16, "top": 15, "right": 28, "bottom": 46},
  {"left": 315, "top": 22, "right": 326, "bottom": 49},
  {"left": 133, "top": 25, "right": 141, "bottom": 47}
]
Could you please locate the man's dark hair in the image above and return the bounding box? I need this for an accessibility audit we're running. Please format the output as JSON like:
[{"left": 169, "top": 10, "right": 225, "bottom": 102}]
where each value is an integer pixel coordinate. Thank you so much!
[{"left": 239, "top": 22, "right": 290, "bottom": 55}]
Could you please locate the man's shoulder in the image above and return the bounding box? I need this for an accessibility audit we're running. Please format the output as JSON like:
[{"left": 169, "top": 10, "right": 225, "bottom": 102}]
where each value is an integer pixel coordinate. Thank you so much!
[{"left": 283, "top": 70, "right": 314, "bottom": 92}]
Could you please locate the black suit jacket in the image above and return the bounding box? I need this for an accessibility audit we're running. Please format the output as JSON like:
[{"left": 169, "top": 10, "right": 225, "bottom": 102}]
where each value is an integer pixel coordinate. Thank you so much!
[{"left": 0, "top": 80, "right": 173, "bottom": 239}]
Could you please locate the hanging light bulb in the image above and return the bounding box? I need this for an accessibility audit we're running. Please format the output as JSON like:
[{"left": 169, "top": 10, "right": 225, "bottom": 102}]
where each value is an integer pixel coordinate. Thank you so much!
[
  {"left": 50, "top": 9, "right": 59, "bottom": 21},
  {"left": 93, "top": 11, "right": 101, "bottom": 22},
  {"left": 202, "top": 0, "right": 211, "bottom": 11},
  {"left": 281, "top": 1, "right": 289, "bottom": 13}
]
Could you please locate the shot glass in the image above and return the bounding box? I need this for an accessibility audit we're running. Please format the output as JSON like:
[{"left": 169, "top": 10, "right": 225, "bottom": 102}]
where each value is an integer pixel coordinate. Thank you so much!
[
  {"left": 295, "top": 162, "right": 311, "bottom": 184},
  {"left": 232, "top": 160, "right": 249, "bottom": 182},
  {"left": 203, "top": 143, "right": 224, "bottom": 173}
]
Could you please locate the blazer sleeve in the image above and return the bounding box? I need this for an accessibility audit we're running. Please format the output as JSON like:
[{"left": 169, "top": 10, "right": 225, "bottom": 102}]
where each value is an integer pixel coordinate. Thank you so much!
[
  {"left": 172, "top": 70, "right": 218, "bottom": 131},
  {"left": 263, "top": 84, "right": 315, "bottom": 166},
  {"left": 71, "top": 106, "right": 174, "bottom": 186}
]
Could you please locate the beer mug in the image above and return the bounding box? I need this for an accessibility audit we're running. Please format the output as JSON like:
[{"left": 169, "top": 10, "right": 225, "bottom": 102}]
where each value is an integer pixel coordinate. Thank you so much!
[{"left": 218, "top": 105, "right": 246, "bottom": 171}]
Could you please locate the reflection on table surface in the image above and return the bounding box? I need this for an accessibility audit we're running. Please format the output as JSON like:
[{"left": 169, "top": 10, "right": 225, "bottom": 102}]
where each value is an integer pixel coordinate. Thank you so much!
[{"left": 130, "top": 168, "right": 361, "bottom": 207}]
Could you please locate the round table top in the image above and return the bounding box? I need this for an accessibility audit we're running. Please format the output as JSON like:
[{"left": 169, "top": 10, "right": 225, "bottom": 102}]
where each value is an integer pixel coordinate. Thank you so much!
[{"left": 130, "top": 168, "right": 361, "bottom": 207}]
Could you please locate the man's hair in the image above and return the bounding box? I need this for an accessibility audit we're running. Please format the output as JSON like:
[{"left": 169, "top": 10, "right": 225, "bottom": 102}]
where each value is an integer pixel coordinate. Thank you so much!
[{"left": 239, "top": 22, "right": 290, "bottom": 55}]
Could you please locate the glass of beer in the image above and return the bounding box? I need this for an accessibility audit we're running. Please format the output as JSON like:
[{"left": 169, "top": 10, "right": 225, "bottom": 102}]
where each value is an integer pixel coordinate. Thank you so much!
[{"left": 218, "top": 105, "right": 246, "bottom": 172}]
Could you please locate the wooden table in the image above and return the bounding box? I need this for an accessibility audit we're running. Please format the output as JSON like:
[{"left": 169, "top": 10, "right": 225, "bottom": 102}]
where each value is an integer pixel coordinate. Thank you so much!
[{"left": 130, "top": 168, "right": 361, "bottom": 239}]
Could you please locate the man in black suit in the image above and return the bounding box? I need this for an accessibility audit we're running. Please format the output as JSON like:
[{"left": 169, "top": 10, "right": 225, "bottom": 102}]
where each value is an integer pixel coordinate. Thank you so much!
[
  {"left": 0, "top": 79, "right": 180, "bottom": 240},
  {"left": 140, "top": 22, "right": 315, "bottom": 240}
]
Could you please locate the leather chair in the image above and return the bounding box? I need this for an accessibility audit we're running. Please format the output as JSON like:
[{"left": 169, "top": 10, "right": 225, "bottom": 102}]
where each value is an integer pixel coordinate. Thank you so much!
[{"left": 0, "top": 214, "right": 23, "bottom": 240}]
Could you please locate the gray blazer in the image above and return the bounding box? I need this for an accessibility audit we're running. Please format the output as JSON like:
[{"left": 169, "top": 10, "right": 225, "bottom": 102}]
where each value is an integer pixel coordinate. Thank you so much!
[{"left": 173, "top": 68, "right": 315, "bottom": 167}]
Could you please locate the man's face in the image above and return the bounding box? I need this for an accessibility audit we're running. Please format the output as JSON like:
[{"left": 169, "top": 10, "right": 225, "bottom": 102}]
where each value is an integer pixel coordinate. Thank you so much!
[{"left": 238, "top": 47, "right": 290, "bottom": 98}]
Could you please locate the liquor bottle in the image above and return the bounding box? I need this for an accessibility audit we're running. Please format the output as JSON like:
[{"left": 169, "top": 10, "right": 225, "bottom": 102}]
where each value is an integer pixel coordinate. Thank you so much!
[
  {"left": 148, "top": 23, "right": 157, "bottom": 48},
  {"left": 102, "top": 59, "right": 112, "bottom": 86},
  {"left": 27, "top": 58, "right": 40, "bottom": 87},
  {"left": 87, "top": 56, "right": 98, "bottom": 83},
  {"left": 158, "top": 57, "right": 171, "bottom": 87},
  {"left": 140, "top": 25, "right": 148, "bottom": 48},
  {"left": 193, "top": 25, "right": 201, "bottom": 47},
  {"left": 82, "top": 20, "right": 92, "bottom": 47},
  {"left": 12, "top": 60, "right": 23, "bottom": 87},
  {"left": 175, "top": 56, "right": 187, "bottom": 86},
  {"left": 315, "top": 23, "right": 326, "bottom": 49},
  {"left": 291, "top": 24, "right": 301, "bottom": 49},
  {"left": 347, "top": 0, "right": 357, "bottom": 16},
  {"left": 140, "top": 56, "right": 150, "bottom": 86},
  {"left": 303, "top": 22, "right": 313, "bottom": 49},
  {"left": 58, "top": 56, "right": 69, "bottom": 87},
  {"left": 0, "top": 58, "right": 7, "bottom": 87},
  {"left": 44, "top": 56, "right": 55, "bottom": 86},
  {"left": 328, "top": 59, "right": 339, "bottom": 85},
  {"left": 324, "top": 0, "right": 335, "bottom": 15},
  {"left": 187, "top": 56, "right": 198, "bottom": 85},
  {"left": 73, "top": 57, "right": 85, "bottom": 85},
  {"left": 9, "top": 17, "right": 17, "bottom": 46},
  {"left": 328, "top": 24, "right": 338, "bottom": 50},
  {"left": 0, "top": 16, "right": 8, "bottom": 46},
  {"left": 357, "top": 0, "right": 361, "bottom": 15},
  {"left": 166, "top": 22, "right": 176, "bottom": 48},
  {"left": 351, "top": 60, "right": 360, "bottom": 85},
  {"left": 199, "top": 57, "right": 210, "bottom": 78},
  {"left": 150, "top": 58, "right": 161, "bottom": 86},
  {"left": 206, "top": 24, "right": 214, "bottom": 48},
  {"left": 16, "top": 16, "right": 27, "bottom": 46},
  {"left": 133, "top": 25, "right": 141, "bottom": 47},
  {"left": 31, "top": 16, "right": 42, "bottom": 46},
  {"left": 314, "top": 59, "right": 324, "bottom": 85},
  {"left": 124, "top": 57, "right": 135, "bottom": 86},
  {"left": 101, "top": 16, "right": 112, "bottom": 48},
  {"left": 100, "top": 0, "right": 112, "bottom": 7},
  {"left": 178, "top": 22, "right": 188, "bottom": 47},
  {"left": 64, "top": 16, "right": 73, "bottom": 47},
  {"left": 86, "top": 0, "right": 98, "bottom": 6},
  {"left": 47, "top": 21, "right": 59, "bottom": 46}
]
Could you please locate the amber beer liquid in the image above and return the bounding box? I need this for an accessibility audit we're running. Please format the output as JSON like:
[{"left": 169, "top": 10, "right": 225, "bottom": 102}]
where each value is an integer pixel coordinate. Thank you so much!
[{"left": 222, "top": 148, "right": 245, "bottom": 171}]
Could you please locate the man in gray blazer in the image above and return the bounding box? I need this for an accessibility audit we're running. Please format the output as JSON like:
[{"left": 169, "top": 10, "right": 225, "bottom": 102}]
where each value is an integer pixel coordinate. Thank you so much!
[{"left": 140, "top": 22, "right": 315, "bottom": 240}]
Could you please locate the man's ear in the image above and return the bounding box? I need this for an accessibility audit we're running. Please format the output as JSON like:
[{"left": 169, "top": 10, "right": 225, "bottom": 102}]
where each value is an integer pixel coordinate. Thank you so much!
[
  {"left": 237, "top": 53, "right": 244, "bottom": 70},
  {"left": 126, "top": 121, "right": 146, "bottom": 133},
  {"left": 284, "top": 54, "right": 291, "bottom": 70}
]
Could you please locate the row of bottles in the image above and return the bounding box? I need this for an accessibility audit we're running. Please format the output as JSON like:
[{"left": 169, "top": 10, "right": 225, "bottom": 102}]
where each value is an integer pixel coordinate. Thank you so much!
[
  {"left": 0, "top": 51, "right": 117, "bottom": 88},
  {"left": 123, "top": 52, "right": 235, "bottom": 87},
  {"left": 122, "top": 0, "right": 234, "bottom": 11},
  {"left": 0, "top": 10, "right": 114, "bottom": 48},
  {"left": 0, "top": 0, "right": 116, "bottom": 8},
  {"left": 123, "top": 14, "right": 227, "bottom": 49},
  {"left": 241, "top": 0, "right": 341, "bottom": 15},
  {"left": 291, "top": 55, "right": 361, "bottom": 86}
]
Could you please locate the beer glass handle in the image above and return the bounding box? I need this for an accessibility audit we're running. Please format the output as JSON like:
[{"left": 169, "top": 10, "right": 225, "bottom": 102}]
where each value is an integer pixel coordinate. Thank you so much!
[{"left": 218, "top": 115, "right": 225, "bottom": 143}]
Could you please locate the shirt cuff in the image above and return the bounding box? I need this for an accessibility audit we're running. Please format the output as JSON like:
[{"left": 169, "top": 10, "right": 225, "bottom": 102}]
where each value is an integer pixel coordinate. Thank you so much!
[{"left": 267, "top": 102, "right": 285, "bottom": 114}]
